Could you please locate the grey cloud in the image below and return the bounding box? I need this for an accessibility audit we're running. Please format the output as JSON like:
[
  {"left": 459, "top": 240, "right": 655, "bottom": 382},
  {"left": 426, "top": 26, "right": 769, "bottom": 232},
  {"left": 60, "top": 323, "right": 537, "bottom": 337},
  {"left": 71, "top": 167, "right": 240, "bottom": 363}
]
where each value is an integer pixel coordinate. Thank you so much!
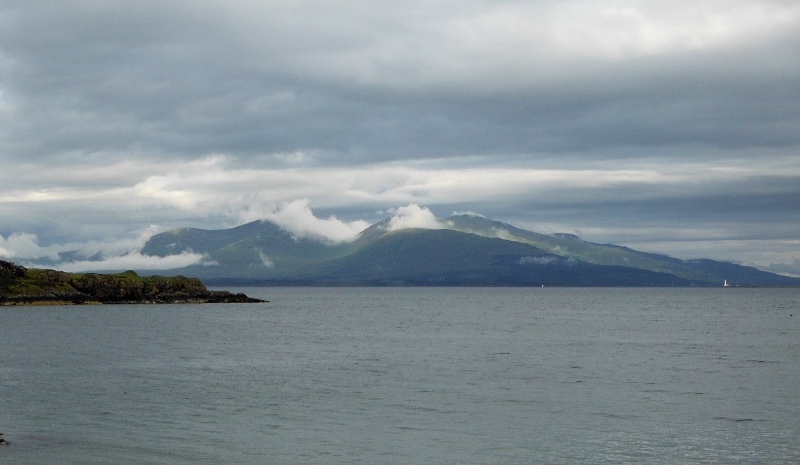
[
  {"left": 762, "top": 259, "right": 800, "bottom": 278},
  {"left": 1, "top": 1, "right": 798, "bottom": 164},
  {"left": 419, "top": 171, "right": 800, "bottom": 248}
]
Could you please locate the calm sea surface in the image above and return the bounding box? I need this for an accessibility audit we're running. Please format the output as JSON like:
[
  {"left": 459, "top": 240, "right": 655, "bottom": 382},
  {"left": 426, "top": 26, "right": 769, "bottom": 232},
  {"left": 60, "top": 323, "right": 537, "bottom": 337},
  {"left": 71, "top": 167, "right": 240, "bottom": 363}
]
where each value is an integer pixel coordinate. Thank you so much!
[{"left": 1, "top": 287, "right": 798, "bottom": 464}]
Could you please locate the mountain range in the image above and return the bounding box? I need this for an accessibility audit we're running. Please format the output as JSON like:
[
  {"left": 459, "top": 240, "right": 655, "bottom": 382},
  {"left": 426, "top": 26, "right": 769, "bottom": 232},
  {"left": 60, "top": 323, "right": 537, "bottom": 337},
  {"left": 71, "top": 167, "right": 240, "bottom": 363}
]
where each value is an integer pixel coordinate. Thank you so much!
[{"left": 138, "top": 214, "right": 799, "bottom": 287}]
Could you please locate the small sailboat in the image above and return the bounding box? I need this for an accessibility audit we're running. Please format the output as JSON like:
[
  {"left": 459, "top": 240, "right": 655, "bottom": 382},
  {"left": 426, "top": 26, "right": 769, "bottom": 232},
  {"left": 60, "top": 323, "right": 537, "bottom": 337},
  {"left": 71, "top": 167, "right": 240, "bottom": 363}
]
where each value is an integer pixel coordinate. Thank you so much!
[{"left": 723, "top": 279, "right": 731, "bottom": 287}]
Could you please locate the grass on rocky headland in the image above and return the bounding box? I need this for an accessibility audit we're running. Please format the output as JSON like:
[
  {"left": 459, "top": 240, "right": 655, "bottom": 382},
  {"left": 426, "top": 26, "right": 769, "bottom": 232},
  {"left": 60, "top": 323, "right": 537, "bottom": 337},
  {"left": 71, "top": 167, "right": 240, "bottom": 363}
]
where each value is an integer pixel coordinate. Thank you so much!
[{"left": 0, "top": 260, "right": 265, "bottom": 305}]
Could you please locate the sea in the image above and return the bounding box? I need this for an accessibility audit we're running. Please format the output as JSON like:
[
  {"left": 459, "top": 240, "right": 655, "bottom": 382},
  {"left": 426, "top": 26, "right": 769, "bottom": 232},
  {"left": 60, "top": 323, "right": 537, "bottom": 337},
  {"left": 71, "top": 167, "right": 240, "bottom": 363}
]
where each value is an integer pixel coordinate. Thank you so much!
[{"left": 1, "top": 287, "right": 798, "bottom": 464}]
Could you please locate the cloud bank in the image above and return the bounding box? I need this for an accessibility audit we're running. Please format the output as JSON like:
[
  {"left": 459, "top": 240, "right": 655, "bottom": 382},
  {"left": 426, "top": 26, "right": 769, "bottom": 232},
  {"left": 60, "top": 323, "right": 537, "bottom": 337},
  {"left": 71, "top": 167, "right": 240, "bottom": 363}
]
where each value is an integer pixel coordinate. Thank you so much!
[
  {"left": 0, "top": 227, "right": 206, "bottom": 272},
  {"left": 0, "top": 227, "right": 161, "bottom": 262},
  {"left": 56, "top": 252, "right": 206, "bottom": 273},
  {"left": 0, "top": 233, "right": 61, "bottom": 261}
]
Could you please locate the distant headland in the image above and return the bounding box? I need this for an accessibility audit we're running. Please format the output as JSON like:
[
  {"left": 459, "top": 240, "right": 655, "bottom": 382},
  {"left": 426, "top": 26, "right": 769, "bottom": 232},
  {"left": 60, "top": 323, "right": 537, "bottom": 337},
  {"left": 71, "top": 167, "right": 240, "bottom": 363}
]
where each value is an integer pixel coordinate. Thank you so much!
[{"left": 0, "top": 260, "right": 265, "bottom": 305}]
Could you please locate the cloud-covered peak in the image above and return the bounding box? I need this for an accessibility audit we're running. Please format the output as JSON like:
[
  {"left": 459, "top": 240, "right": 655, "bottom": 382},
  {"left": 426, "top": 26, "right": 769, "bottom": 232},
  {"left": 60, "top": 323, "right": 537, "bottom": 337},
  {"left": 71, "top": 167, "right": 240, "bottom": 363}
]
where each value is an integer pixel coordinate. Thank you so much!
[
  {"left": 385, "top": 204, "right": 443, "bottom": 232},
  {"left": 264, "top": 199, "right": 370, "bottom": 244}
]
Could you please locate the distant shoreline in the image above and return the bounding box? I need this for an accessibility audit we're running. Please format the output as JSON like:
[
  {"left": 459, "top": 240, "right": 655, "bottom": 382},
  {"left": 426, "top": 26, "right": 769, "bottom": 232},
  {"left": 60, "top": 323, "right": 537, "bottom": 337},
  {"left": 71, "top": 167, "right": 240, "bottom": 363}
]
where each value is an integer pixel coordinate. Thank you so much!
[{"left": 206, "top": 280, "right": 800, "bottom": 289}]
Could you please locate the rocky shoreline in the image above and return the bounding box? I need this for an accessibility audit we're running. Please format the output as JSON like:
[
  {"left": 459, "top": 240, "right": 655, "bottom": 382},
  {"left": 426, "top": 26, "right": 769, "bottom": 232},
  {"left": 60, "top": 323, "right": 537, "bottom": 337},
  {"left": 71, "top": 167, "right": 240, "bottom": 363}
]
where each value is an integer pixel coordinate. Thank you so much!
[{"left": 0, "top": 260, "right": 265, "bottom": 305}]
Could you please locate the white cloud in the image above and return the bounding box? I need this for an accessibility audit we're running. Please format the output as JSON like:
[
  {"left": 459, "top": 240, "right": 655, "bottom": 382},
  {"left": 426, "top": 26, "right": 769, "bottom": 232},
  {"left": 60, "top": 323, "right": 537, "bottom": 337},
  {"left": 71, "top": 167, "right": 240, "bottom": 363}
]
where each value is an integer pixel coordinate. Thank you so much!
[
  {"left": 452, "top": 210, "right": 485, "bottom": 218},
  {"left": 385, "top": 204, "right": 443, "bottom": 231},
  {"left": 266, "top": 0, "right": 800, "bottom": 90},
  {"left": 0, "top": 226, "right": 204, "bottom": 273},
  {"left": 489, "top": 228, "right": 517, "bottom": 242},
  {"left": 0, "top": 232, "right": 61, "bottom": 261},
  {"left": 543, "top": 1, "right": 800, "bottom": 59},
  {"left": 264, "top": 199, "right": 370, "bottom": 243},
  {"left": 257, "top": 249, "right": 274, "bottom": 268},
  {"left": 55, "top": 252, "right": 205, "bottom": 273},
  {"left": 518, "top": 256, "right": 559, "bottom": 265},
  {"left": 70, "top": 226, "right": 163, "bottom": 259}
]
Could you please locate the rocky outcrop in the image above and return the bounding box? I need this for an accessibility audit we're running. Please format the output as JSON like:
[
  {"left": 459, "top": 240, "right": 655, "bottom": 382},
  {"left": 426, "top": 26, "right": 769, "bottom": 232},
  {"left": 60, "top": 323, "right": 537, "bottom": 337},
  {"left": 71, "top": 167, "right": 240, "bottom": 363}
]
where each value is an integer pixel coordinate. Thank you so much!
[{"left": 0, "top": 260, "right": 265, "bottom": 305}]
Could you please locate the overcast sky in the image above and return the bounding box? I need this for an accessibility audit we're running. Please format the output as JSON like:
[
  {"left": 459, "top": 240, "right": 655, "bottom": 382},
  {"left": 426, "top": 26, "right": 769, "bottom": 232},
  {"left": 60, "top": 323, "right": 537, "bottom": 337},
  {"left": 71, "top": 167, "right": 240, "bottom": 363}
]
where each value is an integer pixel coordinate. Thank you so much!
[{"left": 1, "top": 0, "right": 799, "bottom": 275}]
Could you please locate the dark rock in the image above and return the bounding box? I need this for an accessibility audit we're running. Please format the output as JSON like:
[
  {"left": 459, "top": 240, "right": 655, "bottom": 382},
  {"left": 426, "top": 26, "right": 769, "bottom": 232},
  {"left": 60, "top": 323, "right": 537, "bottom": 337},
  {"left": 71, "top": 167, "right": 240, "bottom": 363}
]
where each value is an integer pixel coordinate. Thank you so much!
[
  {"left": 206, "top": 291, "right": 267, "bottom": 303},
  {"left": 0, "top": 260, "right": 27, "bottom": 277}
]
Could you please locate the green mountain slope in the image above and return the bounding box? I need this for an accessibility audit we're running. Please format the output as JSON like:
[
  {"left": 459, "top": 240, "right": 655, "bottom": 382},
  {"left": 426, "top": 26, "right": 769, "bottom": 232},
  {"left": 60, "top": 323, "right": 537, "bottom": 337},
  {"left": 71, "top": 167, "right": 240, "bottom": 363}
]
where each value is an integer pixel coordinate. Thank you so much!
[
  {"left": 263, "top": 228, "right": 703, "bottom": 286},
  {"left": 138, "top": 215, "right": 800, "bottom": 287},
  {"left": 142, "top": 220, "right": 352, "bottom": 274},
  {"left": 443, "top": 215, "right": 720, "bottom": 283}
]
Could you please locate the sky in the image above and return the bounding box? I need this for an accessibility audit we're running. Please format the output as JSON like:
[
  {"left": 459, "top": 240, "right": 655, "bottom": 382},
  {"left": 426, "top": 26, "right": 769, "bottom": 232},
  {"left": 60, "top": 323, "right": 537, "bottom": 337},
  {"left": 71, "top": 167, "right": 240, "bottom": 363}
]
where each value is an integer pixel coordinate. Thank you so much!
[{"left": 1, "top": 0, "right": 799, "bottom": 275}]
